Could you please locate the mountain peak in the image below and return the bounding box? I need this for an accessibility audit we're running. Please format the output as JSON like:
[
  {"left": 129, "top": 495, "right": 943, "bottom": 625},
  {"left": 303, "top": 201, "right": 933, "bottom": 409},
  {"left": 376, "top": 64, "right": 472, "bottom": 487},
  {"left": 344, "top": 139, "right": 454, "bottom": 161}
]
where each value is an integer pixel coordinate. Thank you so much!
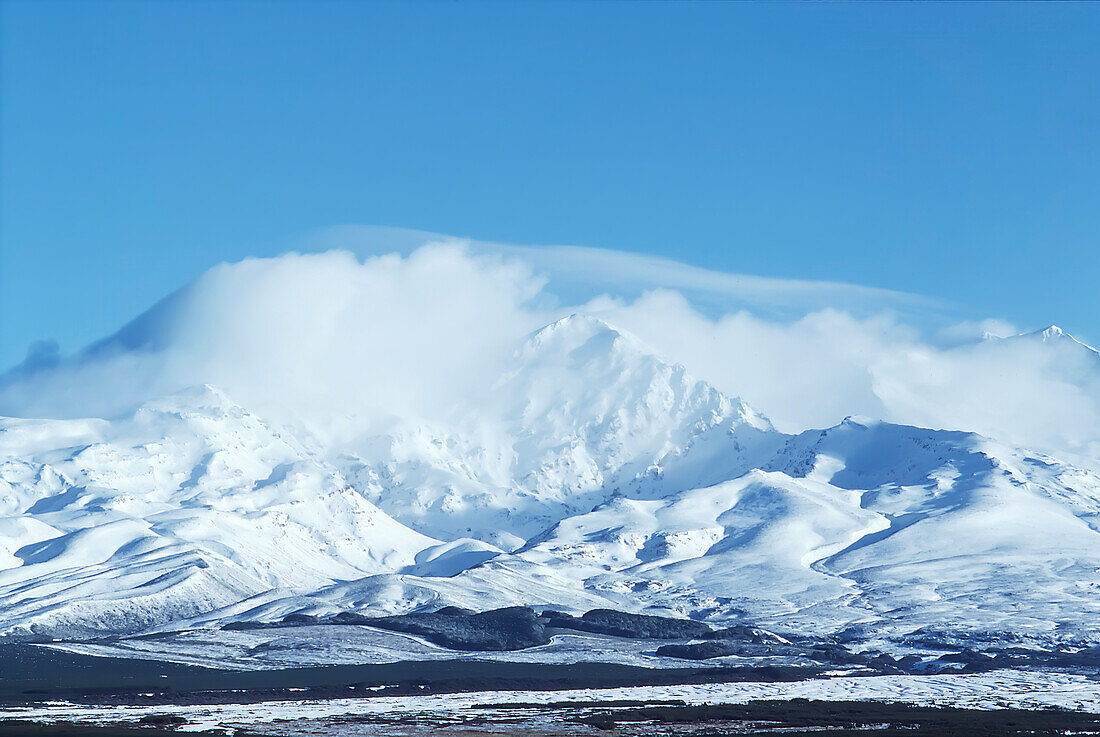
[
  {"left": 517, "top": 314, "right": 654, "bottom": 368},
  {"left": 1020, "top": 324, "right": 1071, "bottom": 342},
  {"left": 511, "top": 313, "right": 772, "bottom": 432},
  {"left": 523, "top": 313, "right": 625, "bottom": 346},
  {"left": 135, "top": 383, "right": 240, "bottom": 418},
  {"left": 541, "top": 313, "right": 617, "bottom": 332},
  {"left": 1014, "top": 324, "right": 1099, "bottom": 355},
  {"left": 1040, "top": 325, "right": 1064, "bottom": 339}
]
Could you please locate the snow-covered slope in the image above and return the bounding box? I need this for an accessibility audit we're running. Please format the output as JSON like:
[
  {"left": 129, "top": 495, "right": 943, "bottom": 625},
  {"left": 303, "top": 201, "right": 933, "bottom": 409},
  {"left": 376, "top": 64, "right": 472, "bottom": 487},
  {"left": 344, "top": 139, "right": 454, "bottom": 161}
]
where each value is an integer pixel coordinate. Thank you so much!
[
  {"left": 0, "top": 385, "right": 439, "bottom": 638},
  {"left": 506, "top": 417, "right": 1100, "bottom": 639},
  {"left": 338, "top": 316, "right": 776, "bottom": 547},
  {"left": 2, "top": 315, "right": 1100, "bottom": 649}
]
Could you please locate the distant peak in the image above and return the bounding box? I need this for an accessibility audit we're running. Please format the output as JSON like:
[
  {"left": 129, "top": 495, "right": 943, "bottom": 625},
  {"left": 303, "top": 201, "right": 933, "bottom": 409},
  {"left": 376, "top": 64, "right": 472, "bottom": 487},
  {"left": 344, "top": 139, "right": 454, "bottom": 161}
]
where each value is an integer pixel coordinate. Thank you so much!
[
  {"left": 521, "top": 314, "right": 632, "bottom": 354},
  {"left": 520, "top": 313, "right": 685, "bottom": 377},
  {"left": 1022, "top": 324, "right": 1076, "bottom": 343},
  {"left": 1011, "top": 324, "right": 1100, "bottom": 356},
  {"left": 184, "top": 383, "right": 233, "bottom": 402},
  {"left": 839, "top": 415, "right": 874, "bottom": 429},
  {"left": 534, "top": 313, "right": 621, "bottom": 337},
  {"left": 138, "top": 384, "right": 238, "bottom": 415}
]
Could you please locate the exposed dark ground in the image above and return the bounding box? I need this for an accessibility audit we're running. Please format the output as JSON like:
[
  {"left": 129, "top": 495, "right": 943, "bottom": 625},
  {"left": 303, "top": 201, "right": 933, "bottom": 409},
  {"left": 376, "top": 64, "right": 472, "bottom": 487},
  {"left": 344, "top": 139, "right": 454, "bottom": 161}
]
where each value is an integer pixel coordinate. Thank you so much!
[
  {"left": 3, "top": 647, "right": 1100, "bottom": 737},
  {"left": 225, "top": 606, "right": 1100, "bottom": 676},
  {"left": 6, "top": 605, "right": 1097, "bottom": 709},
  {"left": 0, "top": 643, "right": 821, "bottom": 707},
  {"left": 5, "top": 607, "right": 1100, "bottom": 735},
  {"left": 5, "top": 700, "right": 1100, "bottom": 736},
  {"left": 0, "top": 723, "right": 202, "bottom": 737},
  {"left": 562, "top": 699, "right": 1100, "bottom": 734}
]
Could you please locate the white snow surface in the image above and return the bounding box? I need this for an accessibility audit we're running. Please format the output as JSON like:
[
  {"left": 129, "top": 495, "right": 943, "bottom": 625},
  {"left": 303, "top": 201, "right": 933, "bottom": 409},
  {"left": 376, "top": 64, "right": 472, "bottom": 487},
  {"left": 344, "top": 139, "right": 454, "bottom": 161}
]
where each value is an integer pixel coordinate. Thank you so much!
[{"left": 3, "top": 315, "right": 1100, "bottom": 647}]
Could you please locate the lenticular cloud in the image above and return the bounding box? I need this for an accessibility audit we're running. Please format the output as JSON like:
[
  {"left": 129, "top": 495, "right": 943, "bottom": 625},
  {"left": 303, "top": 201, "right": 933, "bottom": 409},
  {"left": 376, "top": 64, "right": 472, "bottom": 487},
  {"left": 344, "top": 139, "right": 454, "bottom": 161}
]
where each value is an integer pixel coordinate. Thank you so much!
[{"left": 2, "top": 239, "right": 1099, "bottom": 459}]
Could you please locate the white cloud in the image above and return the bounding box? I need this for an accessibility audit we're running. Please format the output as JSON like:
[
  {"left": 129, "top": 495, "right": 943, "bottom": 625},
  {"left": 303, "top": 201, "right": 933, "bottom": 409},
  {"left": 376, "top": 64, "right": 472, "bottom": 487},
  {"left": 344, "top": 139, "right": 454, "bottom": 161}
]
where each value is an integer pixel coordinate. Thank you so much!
[
  {"left": 934, "top": 318, "right": 1019, "bottom": 347},
  {"left": 585, "top": 289, "right": 1100, "bottom": 457},
  {"left": 307, "top": 225, "right": 942, "bottom": 319},
  {"left": 582, "top": 290, "right": 911, "bottom": 431},
  {"left": 0, "top": 246, "right": 549, "bottom": 436},
  {"left": 2, "top": 236, "right": 1098, "bottom": 461}
]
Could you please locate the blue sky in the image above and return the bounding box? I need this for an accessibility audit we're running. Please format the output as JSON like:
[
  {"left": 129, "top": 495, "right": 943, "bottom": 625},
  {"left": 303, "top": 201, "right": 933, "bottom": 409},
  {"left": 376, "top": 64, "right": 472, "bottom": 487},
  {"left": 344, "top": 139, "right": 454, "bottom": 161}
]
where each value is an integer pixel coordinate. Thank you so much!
[{"left": 1, "top": 0, "right": 1098, "bottom": 366}]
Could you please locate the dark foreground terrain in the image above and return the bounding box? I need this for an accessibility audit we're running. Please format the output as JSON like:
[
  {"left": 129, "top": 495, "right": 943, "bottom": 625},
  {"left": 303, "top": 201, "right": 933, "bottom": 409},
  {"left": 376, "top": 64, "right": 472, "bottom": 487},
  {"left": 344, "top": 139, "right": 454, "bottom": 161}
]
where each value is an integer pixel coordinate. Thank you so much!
[
  {"left": 3, "top": 644, "right": 1100, "bottom": 737},
  {"left": 227, "top": 605, "right": 1100, "bottom": 675},
  {"left": 5, "top": 607, "right": 1100, "bottom": 735},
  {"left": 0, "top": 643, "right": 823, "bottom": 707},
  {"left": 4, "top": 606, "right": 1098, "bottom": 707},
  {"left": 4, "top": 699, "right": 1100, "bottom": 736}
]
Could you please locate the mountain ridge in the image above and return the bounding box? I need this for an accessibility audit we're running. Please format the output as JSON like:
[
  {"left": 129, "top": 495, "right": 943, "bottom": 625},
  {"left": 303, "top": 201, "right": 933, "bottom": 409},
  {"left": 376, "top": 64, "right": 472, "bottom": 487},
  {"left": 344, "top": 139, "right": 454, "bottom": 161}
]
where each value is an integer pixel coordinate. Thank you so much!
[{"left": 1, "top": 315, "right": 1100, "bottom": 649}]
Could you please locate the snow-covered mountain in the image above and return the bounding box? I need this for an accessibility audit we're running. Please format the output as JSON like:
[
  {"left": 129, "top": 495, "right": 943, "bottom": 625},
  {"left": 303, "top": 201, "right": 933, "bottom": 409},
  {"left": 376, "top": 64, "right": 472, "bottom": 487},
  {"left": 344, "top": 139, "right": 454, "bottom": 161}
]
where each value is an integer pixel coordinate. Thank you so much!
[
  {"left": 514, "top": 417, "right": 1100, "bottom": 639},
  {"left": 0, "top": 385, "right": 448, "bottom": 638},
  {"left": 980, "top": 324, "right": 1100, "bottom": 376},
  {"left": 339, "top": 316, "right": 775, "bottom": 547},
  {"left": 2, "top": 314, "right": 1100, "bottom": 649}
]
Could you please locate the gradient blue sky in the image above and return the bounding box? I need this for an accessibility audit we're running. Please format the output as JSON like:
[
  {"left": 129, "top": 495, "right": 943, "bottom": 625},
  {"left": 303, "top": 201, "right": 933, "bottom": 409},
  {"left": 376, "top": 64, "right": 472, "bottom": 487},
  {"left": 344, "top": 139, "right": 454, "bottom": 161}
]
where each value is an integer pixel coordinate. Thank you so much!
[{"left": 2, "top": 1, "right": 1098, "bottom": 366}]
